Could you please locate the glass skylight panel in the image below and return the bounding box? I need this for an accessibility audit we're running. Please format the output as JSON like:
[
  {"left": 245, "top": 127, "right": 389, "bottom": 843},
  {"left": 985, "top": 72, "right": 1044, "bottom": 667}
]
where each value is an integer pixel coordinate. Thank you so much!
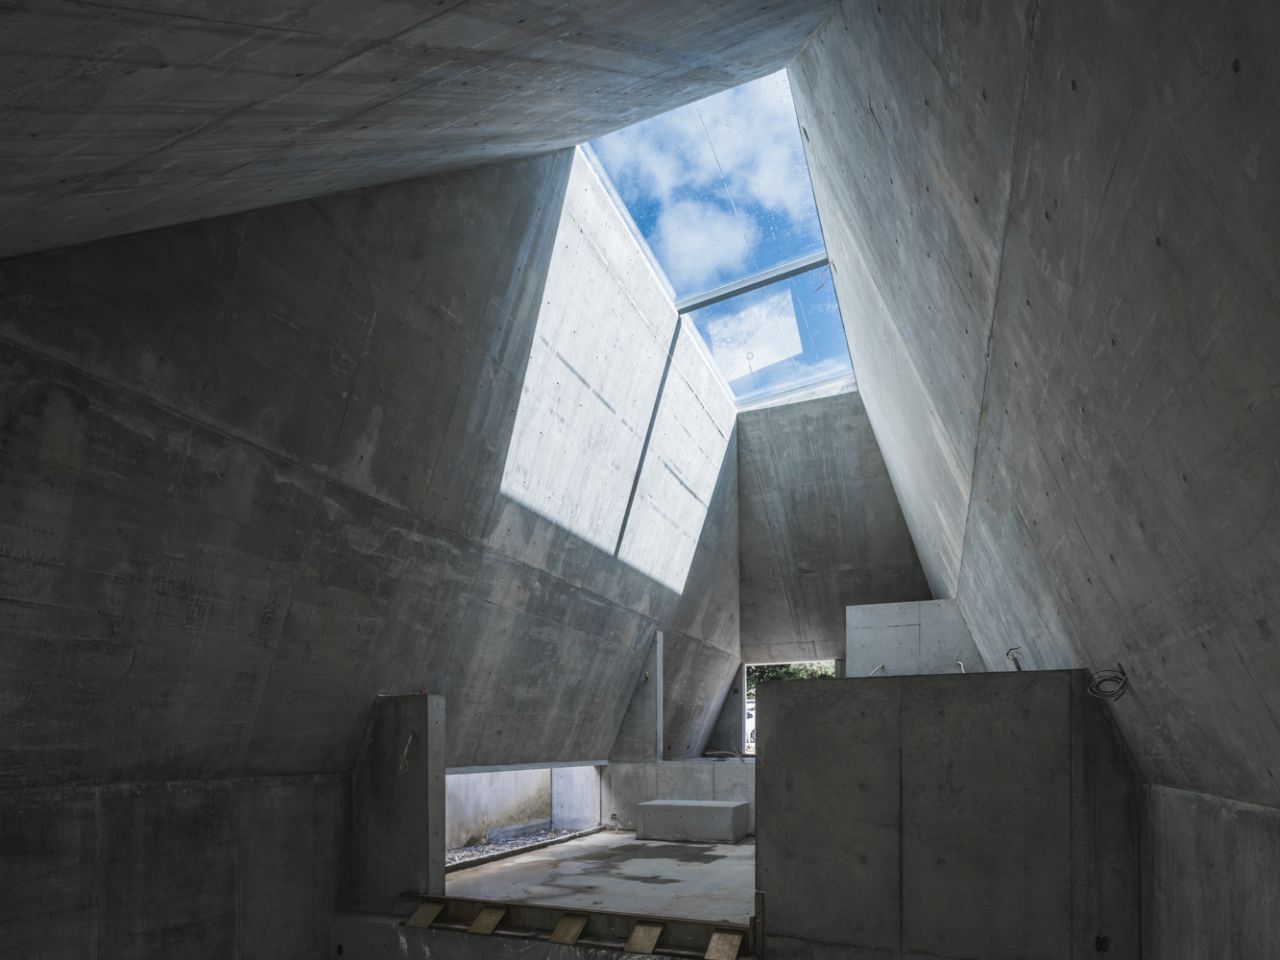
[
  {"left": 685, "top": 267, "right": 852, "bottom": 406},
  {"left": 587, "top": 69, "right": 855, "bottom": 408},
  {"left": 590, "top": 71, "right": 824, "bottom": 299}
]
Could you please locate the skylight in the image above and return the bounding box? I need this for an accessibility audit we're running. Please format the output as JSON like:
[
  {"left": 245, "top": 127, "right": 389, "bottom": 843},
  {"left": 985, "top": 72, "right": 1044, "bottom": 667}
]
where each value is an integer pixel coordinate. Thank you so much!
[{"left": 587, "top": 71, "right": 854, "bottom": 407}]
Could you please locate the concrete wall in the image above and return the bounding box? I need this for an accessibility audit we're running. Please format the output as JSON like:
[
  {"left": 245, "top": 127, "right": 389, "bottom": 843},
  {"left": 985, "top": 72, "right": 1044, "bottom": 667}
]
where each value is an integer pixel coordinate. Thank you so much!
[
  {"left": 1144, "top": 786, "right": 1280, "bottom": 959},
  {"left": 738, "top": 391, "right": 930, "bottom": 664},
  {"left": 446, "top": 769, "right": 553, "bottom": 848},
  {"left": 601, "top": 759, "right": 756, "bottom": 834},
  {"left": 845, "top": 599, "right": 983, "bottom": 678},
  {"left": 792, "top": 5, "right": 1280, "bottom": 947},
  {"left": 756, "top": 672, "right": 1139, "bottom": 960},
  {"left": 791, "top": 0, "right": 1280, "bottom": 810},
  {"left": 0, "top": 0, "right": 837, "bottom": 257},
  {"left": 0, "top": 774, "right": 347, "bottom": 960},
  {"left": 0, "top": 147, "right": 739, "bottom": 786},
  {"left": 551, "top": 766, "right": 602, "bottom": 833},
  {"left": 444, "top": 766, "right": 603, "bottom": 847}
]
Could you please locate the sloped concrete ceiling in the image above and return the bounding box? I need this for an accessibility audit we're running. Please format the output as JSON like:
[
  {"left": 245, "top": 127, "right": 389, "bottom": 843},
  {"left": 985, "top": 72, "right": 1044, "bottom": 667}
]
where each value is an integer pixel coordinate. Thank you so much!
[
  {"left": 0, "top": 0, "right": 835, "bottom": 258},
  {"left": 792, "top": 0, "right": 1280, "bottom": 805}
]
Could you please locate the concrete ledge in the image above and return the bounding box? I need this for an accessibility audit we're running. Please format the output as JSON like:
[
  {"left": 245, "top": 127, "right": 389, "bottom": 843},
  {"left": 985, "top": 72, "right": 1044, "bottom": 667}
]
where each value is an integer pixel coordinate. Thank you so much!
[{"left": 636, "top": 799, "right": 748, "bottom": 842}]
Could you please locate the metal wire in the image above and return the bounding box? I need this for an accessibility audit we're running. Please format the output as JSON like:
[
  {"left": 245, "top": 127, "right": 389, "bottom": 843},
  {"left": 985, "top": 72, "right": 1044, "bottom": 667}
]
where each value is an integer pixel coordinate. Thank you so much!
[{"left": 1088, "top": 664, "right": 1130, "bottom": 701}]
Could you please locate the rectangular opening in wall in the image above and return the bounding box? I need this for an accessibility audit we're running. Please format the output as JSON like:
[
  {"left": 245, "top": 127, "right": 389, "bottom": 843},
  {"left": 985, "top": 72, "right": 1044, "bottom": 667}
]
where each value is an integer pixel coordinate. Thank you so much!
[
  {"left": 445, "top": 764, "right": 602, "bottom": 869},
  {"left": 744, "top": 660, "right": 837, "bottom": 755},
  {"left": 585, "top": 69, "right": 857, "bottom": 410}
]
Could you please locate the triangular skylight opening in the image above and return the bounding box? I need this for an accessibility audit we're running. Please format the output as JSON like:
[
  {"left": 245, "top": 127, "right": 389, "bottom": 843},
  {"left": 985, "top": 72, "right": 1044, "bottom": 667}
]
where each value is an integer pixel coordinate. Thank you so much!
[{"left": 584, "top": 70, "right": 855, "bottom": 409}]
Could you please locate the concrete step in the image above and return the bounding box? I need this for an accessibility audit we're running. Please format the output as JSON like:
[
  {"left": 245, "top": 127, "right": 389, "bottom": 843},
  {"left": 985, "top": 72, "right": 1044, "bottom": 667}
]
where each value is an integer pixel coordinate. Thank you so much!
[{"left": 636, "top": 800, "right": 749, "bottom": 843}]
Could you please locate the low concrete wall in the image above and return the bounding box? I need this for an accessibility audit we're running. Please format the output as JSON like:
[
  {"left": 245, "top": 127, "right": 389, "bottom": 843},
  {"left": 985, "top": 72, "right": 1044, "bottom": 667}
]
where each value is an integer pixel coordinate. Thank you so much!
[
  {"left": 601, "top": 759, "right": 755, "bottom": 833},
  {"left": 0, "top": 774, "right": 347, "bottom": 960},
  {"left": 446, "top": 769, "right": 553, "bottom": 848},
  {"left": 757, "top": 672, "right": 1139, "bottom": 959},
  {"left": 845, "top": 599, "right": 984, "bottom": 677},
  {"left": 1144, "top": 785, "right": 1280, "bottom": 959},
  {"left": 446, "top": 766, "right": 603, "bottom": 848}
]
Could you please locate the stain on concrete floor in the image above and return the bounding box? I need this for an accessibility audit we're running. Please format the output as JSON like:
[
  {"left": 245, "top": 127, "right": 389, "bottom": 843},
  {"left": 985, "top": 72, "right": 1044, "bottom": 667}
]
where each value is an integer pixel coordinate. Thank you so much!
[{"left": 446, "top": 830, "right": 754, "bottom": 923}]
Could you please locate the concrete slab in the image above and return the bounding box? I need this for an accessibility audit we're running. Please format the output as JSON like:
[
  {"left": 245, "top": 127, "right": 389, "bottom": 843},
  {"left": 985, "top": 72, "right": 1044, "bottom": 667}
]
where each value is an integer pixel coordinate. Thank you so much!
[
  {"left": 446, "top": 830, "right": 754, "bottom": 924},
  {"left": 636, "top": 800, "right": 748, "bottom": 843}
]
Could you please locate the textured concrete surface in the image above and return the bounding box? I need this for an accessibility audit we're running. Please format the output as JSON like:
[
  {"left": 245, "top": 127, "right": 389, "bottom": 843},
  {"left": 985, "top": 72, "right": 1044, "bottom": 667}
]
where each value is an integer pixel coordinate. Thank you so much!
[
  {"left": 551, "top": 766, "right": 601, "bottom": 833},
  {"left": 601, "top": 759, "right": 756, "bottom": 834},
  {"left": 845, "top": 600, "right": 983, "bottom": 677},
  {"left": 0, "top": 148, "right": 738, "bottom": 787},
  {"left": 447, "top": 768, "right": 552, "bottom": 849},
  {"left": 609, "top": 633, "right": 664, "bottom": 762},
  {"left": 738, "top": 391, "right": 930, "bottom": 664},
  {"left": 636, "top": 799, "right": 748, "bottom": 843},
  {"left": 0, "top": 0, "right": 837, "bottom": 257},
  {"left": 792, "top": 0, "right": 1280, "bottom": 813},
  {"left": 1144, "top": 785, "right": 1280, "bottom": 959},
  {"left": 446, "top": 830, "right": 754, "bottom": 924},
  {"left": 353, "top": 695, "right": 445, "bottom": 909},
  {"left": 756, "top": 672, "right": 1139, "bottom": 959},
  {"left": 0, "top": 774, "right": 347, "bottom": 960}
]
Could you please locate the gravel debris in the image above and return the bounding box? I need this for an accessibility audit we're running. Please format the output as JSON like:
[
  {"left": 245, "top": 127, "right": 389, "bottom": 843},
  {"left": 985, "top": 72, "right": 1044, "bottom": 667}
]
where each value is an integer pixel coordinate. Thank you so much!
[{"left": 446, "top": 828, "right": 578, "bottom": 866}]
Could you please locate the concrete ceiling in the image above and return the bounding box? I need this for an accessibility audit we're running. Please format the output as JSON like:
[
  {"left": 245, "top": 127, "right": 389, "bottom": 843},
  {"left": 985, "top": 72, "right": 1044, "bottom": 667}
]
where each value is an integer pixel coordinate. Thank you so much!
[{"left": 0, "top": 0, "right": 836, "bottom": 258}]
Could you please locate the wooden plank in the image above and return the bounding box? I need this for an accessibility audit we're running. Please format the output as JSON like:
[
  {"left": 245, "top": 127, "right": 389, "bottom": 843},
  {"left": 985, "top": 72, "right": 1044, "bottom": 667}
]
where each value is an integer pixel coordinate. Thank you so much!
[
  {"left": 705, "top": 930, "right": 742, "bottom": 960},
  {"left": 624, "top": 921, "right": 664, "bottom": 955},
  {"left": 549, "top": 914, "right": 588, "bottom": 945},
  {"left": 468, "top": 906, "right": 506, "bottom": 935},
  {"left": 406, "top": 901, "right": 445, "bottom": 929}
]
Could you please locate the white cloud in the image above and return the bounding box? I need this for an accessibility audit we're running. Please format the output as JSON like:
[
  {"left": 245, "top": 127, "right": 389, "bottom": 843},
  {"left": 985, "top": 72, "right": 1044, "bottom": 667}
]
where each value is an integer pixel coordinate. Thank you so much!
[
  {"left": 652, "top": 200, "right": 759, "bottom": 291},
  {"left": 704, "top": 288, "right": 802, "bottom": 382},
  {"left": 593, "top": 70, "right": 816, "bottom": 222}
]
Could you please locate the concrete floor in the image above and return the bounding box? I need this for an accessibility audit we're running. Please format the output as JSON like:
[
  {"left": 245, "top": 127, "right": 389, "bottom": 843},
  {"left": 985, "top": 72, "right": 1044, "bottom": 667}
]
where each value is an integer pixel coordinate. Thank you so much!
[{"left": 445, "top": 830, "right": 755, "bottom": 924}]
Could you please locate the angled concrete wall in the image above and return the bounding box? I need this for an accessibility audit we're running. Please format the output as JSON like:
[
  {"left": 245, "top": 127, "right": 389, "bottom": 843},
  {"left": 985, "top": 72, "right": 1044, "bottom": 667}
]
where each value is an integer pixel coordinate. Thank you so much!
[
  {"left": 1144, "top": 785, "right": 1280, "bottom": 958},
  {"left": 0, "top": 146, "right": 738, "bottom": 786},
  {"left": 738, "top": 391, "right": 929, "bottom": 664},
  {"left": 791, "top": 0, "right": 1280, "bottom": 809},
  {"left": 791, "top": 2, "right": 1280, "bottom": 949},
  {"left": 0, "top": 775, "right": 347, "bottom": 960}
]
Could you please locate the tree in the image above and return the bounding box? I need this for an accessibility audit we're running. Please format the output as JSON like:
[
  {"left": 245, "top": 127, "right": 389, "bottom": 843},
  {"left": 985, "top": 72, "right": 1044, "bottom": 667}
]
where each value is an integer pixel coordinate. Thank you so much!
[{"left": 746, "top": 660, "right": 835, "bottom": 698}]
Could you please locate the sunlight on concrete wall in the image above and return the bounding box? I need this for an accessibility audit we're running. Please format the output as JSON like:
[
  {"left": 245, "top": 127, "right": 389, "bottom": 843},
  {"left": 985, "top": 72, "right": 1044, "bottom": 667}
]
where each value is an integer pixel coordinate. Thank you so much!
[
  {"left": 501, "top": 150, "right": 675, "bottom": 555},
  {"left": 619, "top": 324, "right": 736, "bottom": 590},
  {"left": 501, "top": 150, "right": 734, "bottom": 594}
]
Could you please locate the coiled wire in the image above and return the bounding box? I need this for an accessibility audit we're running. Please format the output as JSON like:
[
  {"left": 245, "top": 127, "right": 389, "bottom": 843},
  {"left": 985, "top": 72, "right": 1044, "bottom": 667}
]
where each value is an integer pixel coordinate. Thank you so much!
[{"left": 1088, "top": 664, "right": 1130, "bottom": 700}]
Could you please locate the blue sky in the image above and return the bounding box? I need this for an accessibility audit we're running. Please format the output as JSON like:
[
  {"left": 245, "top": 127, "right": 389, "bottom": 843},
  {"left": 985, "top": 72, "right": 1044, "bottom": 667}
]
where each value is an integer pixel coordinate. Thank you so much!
[{"left": 588, "top": 71, "right": 853, "bottom": 404}]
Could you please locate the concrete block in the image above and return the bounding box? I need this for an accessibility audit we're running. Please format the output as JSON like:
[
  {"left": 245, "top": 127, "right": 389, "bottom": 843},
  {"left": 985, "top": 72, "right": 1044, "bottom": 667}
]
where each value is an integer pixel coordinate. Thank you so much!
[
  {"left": 900, "top": 673, "right": 1071, "bottom": 960},
  {"left": 353, "top": 695, "right": 445, "bottom": 910},
  {"left": 636, "top": 800, "right": 748, "bottom": 842},
  {"left": 757, "top": 678, "right": 902, "bottom": 950},
  {"left": 846, "top": 623, "right": 919, "bottom": 677},
  {"left": 917, "top": 599, "right": 964, "bottom": 625}
]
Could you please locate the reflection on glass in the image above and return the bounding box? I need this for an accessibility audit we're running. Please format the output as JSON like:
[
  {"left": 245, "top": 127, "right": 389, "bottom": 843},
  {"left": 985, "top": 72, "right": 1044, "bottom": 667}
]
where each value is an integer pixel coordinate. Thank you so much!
[
  {"left": 590, "top": 70, "right": 824, "bottom": 299},
  {"left": 685, "top": 267, "right": 853, "bottom": 406}
]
